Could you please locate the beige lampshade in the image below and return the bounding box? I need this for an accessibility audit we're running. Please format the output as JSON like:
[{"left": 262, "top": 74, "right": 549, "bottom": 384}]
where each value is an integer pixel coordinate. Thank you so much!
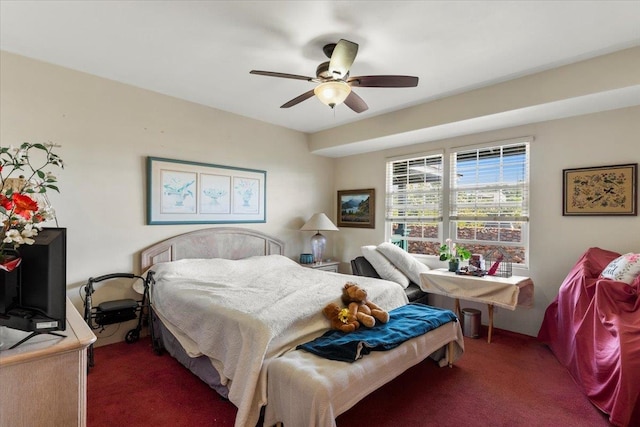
[
  {"left": 300, "top": 213, "right": 338, "bottom": 264},
  {"left": 300, "top": 213, "right": 339, "bottom": 232}
]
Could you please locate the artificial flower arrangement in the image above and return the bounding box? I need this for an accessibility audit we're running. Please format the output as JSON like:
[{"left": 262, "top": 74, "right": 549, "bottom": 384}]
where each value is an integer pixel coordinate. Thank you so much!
[
  {"left": 439, "top": 238, "right": 471, "bottom": 262},
  {"left": 0, "top": 142, "right": 63, "bottom": 268}
]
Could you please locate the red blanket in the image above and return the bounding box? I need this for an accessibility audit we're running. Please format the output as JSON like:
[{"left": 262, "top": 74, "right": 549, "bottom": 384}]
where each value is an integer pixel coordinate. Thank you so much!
[{"left": 538, "top": 247, "right": 640, "bottom": 427}]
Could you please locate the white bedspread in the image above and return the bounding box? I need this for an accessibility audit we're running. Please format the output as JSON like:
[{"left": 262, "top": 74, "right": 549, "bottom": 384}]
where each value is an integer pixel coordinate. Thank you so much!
[
  {"left": 150, "top": 255, "right": 408, "bottom": 427},
  {"left": 265, "top": 321, "right": 464, "bottom": 427}
]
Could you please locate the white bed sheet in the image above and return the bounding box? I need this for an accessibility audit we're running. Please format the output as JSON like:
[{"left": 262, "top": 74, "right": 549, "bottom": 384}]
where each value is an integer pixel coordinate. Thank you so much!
[
  {"left": 265, "top": 320, "right": 464, "bottom": 427},
  {"left": 150, "top": 255, "right": 408, "bottom": 427}
]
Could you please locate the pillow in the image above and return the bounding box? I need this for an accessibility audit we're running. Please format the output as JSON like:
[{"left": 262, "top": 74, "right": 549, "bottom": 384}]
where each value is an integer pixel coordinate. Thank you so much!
[
  {"left": 600, "top": 253, "right": 640, "bottom": 284},
  {"left": 377, "top": 242, "right": 431, "bottom": 284},
  {"left": 361, "top": 245, "right": 410, "bottom": 288}
]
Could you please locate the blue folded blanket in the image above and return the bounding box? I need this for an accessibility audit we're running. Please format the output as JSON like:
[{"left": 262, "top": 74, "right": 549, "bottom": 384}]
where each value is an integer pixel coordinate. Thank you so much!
[{"left": 297, "top": 303, "right": 457, "bottom": 362}]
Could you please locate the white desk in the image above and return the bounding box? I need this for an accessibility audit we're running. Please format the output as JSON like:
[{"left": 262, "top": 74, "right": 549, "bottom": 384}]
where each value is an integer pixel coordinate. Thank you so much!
[{"left": 420, "top": 269, "right": 534, "bottom": 343}]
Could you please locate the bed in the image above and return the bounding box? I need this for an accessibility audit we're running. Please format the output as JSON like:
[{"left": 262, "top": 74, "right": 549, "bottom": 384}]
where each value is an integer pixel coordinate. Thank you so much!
[
  {"left": 141, "top": 227, "right": 464, "bottom": 427},
  {"left": 537, "top": 247, "right": 640, "bottom": 427}
]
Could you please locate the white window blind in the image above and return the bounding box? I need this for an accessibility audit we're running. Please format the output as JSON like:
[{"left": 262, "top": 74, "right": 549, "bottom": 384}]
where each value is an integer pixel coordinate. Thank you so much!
[
  {"left": 450, "top": 143, "right": 529, "bottom": 222},
  {"left": 386, "top": 154, "right": 444, "bottom": 223},
  {"left": 384, "top": 140, "right": 530, "bottom": 263}
]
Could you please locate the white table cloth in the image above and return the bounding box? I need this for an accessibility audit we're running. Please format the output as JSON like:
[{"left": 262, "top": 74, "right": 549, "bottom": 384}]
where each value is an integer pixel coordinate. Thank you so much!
[
  {"left": 420, "top": 268, "right": 534, "bottom": 310},
  {"left": 420, "top": 268, "right": 534, "bottom": 342}
]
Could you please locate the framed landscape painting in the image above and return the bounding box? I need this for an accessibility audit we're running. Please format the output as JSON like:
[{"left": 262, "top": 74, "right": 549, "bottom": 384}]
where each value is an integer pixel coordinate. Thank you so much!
[
  {"left": 337, "top": 188, "right": 375, "bottom": 228},
  {"left": 147, "top": 157, "right": 266, "bottom": 224},
  {"left": 563, "top": 163, "right": 637, "bottom": 216}
]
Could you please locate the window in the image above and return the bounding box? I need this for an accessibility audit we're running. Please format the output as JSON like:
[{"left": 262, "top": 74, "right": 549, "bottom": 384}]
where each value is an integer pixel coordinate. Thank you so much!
[
  {"left": 385, "top": 139, "right": 530, "bottom": 265},
  {"left": 450, "top": 142, "right": 529, "bottom": 264},
  {"left": 386, "top": 153, "right": 443, "bottom": 255}
]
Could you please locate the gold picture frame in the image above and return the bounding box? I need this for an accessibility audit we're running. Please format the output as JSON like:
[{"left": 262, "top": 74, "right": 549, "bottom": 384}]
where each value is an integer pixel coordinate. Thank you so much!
[
  {"left": 337, "top": 188, "right": 375, "bottom": 228},
  {"left": 563, "top": 163, "right": 637, "bottom": 216}
]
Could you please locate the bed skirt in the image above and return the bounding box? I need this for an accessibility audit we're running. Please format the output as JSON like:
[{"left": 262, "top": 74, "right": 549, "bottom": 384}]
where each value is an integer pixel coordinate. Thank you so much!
[{"left": 152, "top": 309, "right": 230, "bottom": 399}]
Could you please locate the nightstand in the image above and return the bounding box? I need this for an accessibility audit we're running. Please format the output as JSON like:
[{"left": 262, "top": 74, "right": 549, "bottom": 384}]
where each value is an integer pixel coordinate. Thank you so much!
[{"left": 299, "top": 260, "right": 340, "bottom": 273}]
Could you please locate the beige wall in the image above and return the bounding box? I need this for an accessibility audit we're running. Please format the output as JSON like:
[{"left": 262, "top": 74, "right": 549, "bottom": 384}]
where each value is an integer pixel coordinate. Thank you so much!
[
  {"left": 2, "top": 48, "right": 639, "bottom": 342},
  {"left": 0, "top": 51, "right": 335, "bottom": 344},
  {"left": 311, "top": 47, "right": 640, "bottom": 153},
  {"left": 334, "top": 106, "right": 640, "bottom": 336}
]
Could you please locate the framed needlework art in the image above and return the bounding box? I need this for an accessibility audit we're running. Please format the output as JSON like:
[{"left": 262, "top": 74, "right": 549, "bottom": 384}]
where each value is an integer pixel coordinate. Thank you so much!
[{"left": 563, "top": 163, "right": 637, "bottom": 216}]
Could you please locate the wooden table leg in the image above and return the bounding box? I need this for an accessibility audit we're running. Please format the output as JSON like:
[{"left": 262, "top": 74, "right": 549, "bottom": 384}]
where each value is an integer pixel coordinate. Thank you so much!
[
  {"left": 447, "top": 341, "right": 455, "bottom": 367},
  {"left": 487, "top": 304, "right": 494, "bottom": 343},
  {"left": 454, "top": 298, "right": 461, "bottom": 318}
]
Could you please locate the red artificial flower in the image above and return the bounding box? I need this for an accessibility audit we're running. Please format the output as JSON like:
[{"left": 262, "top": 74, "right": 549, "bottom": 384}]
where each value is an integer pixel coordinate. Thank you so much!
[
  {"left": 0, "top": 194, "right": 12, "bottom": 211},
  {"left": 11, "top": 193, "right": 38, "bottom": 220},
  {"left": 32, "top": 213, "right": 45, "bottom": 223}
]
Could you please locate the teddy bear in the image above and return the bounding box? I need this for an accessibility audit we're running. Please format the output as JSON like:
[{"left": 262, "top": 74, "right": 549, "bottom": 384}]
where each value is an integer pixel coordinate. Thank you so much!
[
  {"left": 322, "top": 302, "right": 360, "bottom": 333},
  {"left": 341, "top": 282, "right": 390, "bottom": 328}
]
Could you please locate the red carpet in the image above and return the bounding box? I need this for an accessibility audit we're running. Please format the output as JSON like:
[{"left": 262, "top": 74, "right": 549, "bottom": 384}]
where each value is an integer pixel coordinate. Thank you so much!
[{"left": 88, "top": 328, "right": 611, "bottom": 426}]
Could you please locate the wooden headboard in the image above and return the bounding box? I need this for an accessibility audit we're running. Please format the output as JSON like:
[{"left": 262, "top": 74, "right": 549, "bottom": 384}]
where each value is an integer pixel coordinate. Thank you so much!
[{"left": 140, "top": 227, "right": 285, "bottom": 271}]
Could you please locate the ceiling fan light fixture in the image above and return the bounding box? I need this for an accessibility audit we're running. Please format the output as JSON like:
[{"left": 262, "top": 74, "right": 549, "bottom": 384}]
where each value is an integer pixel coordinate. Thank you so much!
[
  {"left": 251, "top": 39, "right": 417, "bottom": 113},
  {"left": 314, "top": 81, "right": 351, "bottom": 109}
]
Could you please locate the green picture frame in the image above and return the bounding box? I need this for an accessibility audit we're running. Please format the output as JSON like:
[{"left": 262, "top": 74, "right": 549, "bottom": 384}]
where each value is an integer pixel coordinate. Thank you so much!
[{"left": 147, "top": 156, "right": 266, "bottom": 224}]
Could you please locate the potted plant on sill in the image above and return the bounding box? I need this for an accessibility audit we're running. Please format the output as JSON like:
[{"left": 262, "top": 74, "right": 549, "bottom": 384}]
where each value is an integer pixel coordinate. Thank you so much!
[{"left": 439, "top": 238, "right": 471, "bottom": 272}]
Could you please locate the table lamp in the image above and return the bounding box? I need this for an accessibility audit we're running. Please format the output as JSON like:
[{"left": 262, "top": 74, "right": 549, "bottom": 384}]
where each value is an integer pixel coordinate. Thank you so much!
[{"left": 300, "top": 213, "right": 339, "bottom": 264}]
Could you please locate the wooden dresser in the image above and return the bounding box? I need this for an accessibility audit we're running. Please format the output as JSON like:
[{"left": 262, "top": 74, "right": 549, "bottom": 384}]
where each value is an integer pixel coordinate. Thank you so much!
[{"left": 0, "top": 299, "right": 96, "bottom": 427}]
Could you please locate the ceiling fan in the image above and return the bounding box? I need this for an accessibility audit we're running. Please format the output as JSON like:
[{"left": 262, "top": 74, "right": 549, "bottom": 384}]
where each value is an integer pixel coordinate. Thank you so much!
[{"left": 250, "top": 39, "right": 419, "bottom": 113}]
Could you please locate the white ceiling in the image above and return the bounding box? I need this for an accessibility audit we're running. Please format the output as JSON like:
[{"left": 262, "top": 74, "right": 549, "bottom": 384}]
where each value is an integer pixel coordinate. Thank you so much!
[{"left": 1, "top": 1, "right": 639, "bottom": 136}]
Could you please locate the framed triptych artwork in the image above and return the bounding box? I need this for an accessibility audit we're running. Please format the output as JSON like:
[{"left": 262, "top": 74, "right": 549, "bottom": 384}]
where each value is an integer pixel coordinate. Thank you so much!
[{"left": 147, "top": 157, "right": 266, "bottom": 224}]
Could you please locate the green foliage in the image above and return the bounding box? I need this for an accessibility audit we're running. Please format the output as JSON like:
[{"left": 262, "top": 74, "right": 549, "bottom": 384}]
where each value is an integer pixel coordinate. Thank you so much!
[{"left": 439, "top": 240, "right": 471, "bottom": 262}]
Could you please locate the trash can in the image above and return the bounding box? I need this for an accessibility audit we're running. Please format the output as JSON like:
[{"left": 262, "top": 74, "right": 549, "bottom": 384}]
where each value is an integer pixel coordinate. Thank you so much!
[{"left": 461, "top": 308, "right": 481, "bottom": 338}]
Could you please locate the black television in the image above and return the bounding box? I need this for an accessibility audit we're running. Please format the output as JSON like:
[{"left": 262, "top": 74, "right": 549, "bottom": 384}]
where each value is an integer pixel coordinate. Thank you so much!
[{"left": 0, "top": 227, "right": 67, "bottom": 338}]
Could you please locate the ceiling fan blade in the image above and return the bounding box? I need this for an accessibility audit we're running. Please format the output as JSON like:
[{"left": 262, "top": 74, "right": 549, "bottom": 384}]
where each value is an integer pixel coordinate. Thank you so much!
[
  {"left": 280, "top": 89, "right": 316, "bottom": 108},
  {"left": 250, "top": 70, "right": 315, "bottom": 82},
  {"left": 344, "top": 91, "right": 368, "bottom": 113},
  {"left": 348, "top": 75, "right": 419, "bottom": 88},
  {"left": 328, "top": 39, "right": 358, "bottom": 79}
]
